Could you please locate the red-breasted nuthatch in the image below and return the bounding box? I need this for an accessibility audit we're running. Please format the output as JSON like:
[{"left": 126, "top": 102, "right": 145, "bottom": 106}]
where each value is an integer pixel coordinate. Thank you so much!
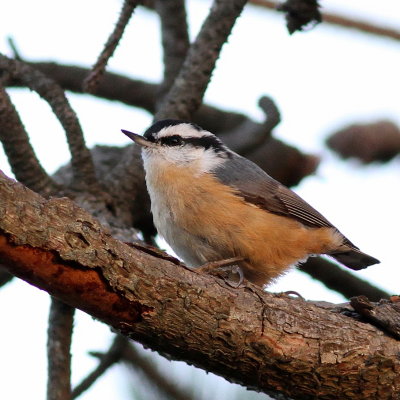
[{"left": 122, "top": 119, "right": 380, "bottom": 287}]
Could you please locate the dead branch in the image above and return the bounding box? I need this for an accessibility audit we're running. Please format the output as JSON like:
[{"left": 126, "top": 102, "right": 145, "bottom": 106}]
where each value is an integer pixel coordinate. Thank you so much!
[
  {"left": 250, "top": 0, "right": 400, "bottom": 41},
  {"left": 0, "top": 171, "right": 399, "bottom": 400},
  {"left": 83, "top": 0, "right": 139, "bottom": 93}
]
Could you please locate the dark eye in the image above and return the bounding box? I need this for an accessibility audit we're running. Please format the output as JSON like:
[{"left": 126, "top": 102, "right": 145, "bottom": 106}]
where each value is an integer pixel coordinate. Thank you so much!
[{"left": 161, "top": 135, "right": 183, "bottom": 146}]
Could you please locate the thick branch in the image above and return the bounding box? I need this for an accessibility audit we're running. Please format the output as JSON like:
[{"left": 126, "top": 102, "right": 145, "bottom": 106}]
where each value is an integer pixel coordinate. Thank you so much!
[
  {"left": 0, "top": 84, "right": 59, "bottom": 195},
  {"left": 0, "top": 171, "right": 399, "bottom": 400},
  {"left": 0, "top": 55, "right": 98, "bottom": 189},
  {"left": 155, "top": 0, "right": 248, "bottom": 120}
]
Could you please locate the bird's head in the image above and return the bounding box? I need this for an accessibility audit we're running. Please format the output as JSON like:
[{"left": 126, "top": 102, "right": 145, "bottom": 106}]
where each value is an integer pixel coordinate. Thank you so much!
[{"left": 122, "top": 119, "right": 230, "bottom": 172}]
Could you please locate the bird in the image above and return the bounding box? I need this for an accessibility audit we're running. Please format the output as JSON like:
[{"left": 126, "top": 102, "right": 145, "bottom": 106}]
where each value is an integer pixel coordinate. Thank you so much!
[{"left": 122, "top": 119, "right": 380, "bottom": 287}]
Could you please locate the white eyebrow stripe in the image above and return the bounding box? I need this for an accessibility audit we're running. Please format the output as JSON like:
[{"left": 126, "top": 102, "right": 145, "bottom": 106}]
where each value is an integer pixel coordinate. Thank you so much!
[{"left": 156, "top": 124, "right": 213, "bottom": 139}]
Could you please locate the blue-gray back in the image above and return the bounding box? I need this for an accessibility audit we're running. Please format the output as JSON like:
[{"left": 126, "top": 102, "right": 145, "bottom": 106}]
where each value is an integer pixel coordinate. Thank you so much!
[{"left": 212, "top": 152, "right": 336, "bottom": 229}]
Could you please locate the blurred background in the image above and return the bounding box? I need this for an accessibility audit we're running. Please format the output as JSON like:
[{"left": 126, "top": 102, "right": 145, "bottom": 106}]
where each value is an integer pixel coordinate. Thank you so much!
[{"left": 0, "top": 0, "right": 399, "bottom": 399}]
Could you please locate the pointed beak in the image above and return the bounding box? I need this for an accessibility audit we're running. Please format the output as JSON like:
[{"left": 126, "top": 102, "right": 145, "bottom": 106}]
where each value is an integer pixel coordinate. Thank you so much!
[{"left": 121, "top": 129, "right": 157, "bottom": 148}]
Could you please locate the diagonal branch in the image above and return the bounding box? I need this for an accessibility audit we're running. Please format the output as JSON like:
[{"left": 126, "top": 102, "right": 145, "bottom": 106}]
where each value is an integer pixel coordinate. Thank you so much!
[
  {"left": 155, "top": 0, "right": 248, "bottom": 120},
  {"left": 299, "top": 257, "right": 389, "bottom": 301},
  {"left": 121, "top": 343, "right": 198, "bottom": 400},
  {"left": 0, "top": 84, "right": 60, "bottom": 195},
  {"left": 72, "top": 335, "right": 127, "bottom": 399},
  {"left": 0, "top": 54, "right": 98, "bottom": 189},
  {"left": 0, "top": 171, "right": 399, "bottom": 400},
  {"left": 83, "top": 0, "right": 139, "bottom": 93}
]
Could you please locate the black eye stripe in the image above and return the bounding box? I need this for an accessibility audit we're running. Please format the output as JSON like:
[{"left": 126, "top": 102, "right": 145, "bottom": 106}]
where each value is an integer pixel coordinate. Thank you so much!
[
  {"left": 159, "top": 135, "right": 183, "bottom": 146},
  {"left": 183, "top": 136, "right": 225, "bottom": 152},
  {"left": 158, "top": 135, "right": 225, "bottom": 152}
]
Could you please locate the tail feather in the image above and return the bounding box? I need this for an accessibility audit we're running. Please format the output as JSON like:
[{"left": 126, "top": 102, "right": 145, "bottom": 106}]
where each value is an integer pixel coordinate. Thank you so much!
[{"left": 330, "top": 249, "right": 380, "bottom": 271}]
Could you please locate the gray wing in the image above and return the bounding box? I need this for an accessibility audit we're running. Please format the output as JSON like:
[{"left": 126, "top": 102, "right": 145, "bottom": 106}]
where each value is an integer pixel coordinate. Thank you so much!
[{"left": 212, "top": 153, "right": 335, "bottom": 229}]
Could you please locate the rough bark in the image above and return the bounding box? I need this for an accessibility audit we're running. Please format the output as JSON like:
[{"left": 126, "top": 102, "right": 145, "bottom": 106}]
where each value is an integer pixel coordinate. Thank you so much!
[{"left": 0, "top": 171, "right": 399, "bottom": 400}]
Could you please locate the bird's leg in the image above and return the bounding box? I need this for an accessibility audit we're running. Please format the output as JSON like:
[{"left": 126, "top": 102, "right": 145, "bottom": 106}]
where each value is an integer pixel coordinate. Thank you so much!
[{"left": 196, "top": 256, "right": 245, "bottom": 287}]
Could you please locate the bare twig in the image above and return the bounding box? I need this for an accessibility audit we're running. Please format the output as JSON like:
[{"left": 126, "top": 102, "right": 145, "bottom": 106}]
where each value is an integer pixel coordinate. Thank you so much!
[
  {"left": 156, "top": 0, "right": 248, "bottom": 120},
  {"left": 224, "top": 95, "right": 281, "bottom": 155},
  {"left": 0, "top": 84, "right": 60, "bottom": 194},
  {"left": 299, "top": 257, "right": 389, "bottom": 301},
  {"left": 47, "top": 298, "right": 75, "bottom": 400},
  {"left": 6, "top": 37, "right": 23, "bottom": 60},
  {"left": 72, "top": 335, "right": 127, "bottom": 399},
  {"left": 122, "top": 343, "right": 198, "bottom": 400},
  {"left": 0, "top": 54, "right": 98, "bottom": 189},
  {"left": 83, "top": 0, "right": 139, "bottom": 93},
  {"left": 250, "top": 0, "right": 400, "bottom": 41},
  {"left": 155, "top": 0, "right": 190, "bottom": 106}
]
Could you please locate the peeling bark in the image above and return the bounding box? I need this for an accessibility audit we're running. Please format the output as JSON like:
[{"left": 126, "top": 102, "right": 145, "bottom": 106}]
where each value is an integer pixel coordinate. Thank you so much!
[{"left": 0, "top": 171, "right": 399, "bottom": 399}]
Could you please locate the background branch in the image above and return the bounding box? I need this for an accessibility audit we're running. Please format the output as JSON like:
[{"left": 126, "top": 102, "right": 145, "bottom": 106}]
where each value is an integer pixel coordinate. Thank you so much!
[
  {"left": 299, "top": 257, "right": 390, "bottom": 301},
  {"left": 0, "top": 84, "right": 59, "bottom": 195},
  {"left": 155, "top": 0, "right": 248, "bottom": 120},
  {"left": 121, "top": 342, "right": 198, "bottom": 400},
  {"left": 47, "top": 298, "right": 75, "bottom": 400},
  {"left": 72, "top": 335, "right": 127, "bottom": 399},
  {"left": 155, "top": 0, "right": 190, "bottom": 106},
  {"left": 83, "top": 0, "right": 139, "bottom": 93},
  {"left": 0, "top": 55, "right": 98, "bottom": 189},
  {"left": 250, "top": 0, "right": 400, "bottom": 41}
]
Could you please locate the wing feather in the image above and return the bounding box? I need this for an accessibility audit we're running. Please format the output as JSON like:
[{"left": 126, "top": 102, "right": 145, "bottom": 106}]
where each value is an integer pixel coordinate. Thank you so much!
[{"left": 213, "top": 153, "right": 335, "bottom": 229}]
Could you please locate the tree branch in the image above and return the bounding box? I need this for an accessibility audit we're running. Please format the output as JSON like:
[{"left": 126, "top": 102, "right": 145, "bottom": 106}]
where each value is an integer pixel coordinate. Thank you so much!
[
  {"left": 155, "top": 0, "right": 190, "bottom": 106},
  {"left": 121, "top": 342, "right": 198, "bottom": 400},
  {"left": 299, "top": 257, "right": 390, "bottom": 301},
  {"left": 250, "top": 0, "right": 400, "bottom": 41},
  {"left": 47, "top": 297, "right": 75, "bottom": 400},
  {"left": 0, "top": 84, "right": 60, "bottom": 195},
  {"left": 72, "top": 335, "right": 127, "bottom": 399},
  {"left": 0, "top": 171, "right": 398, "bottom": 400},
  {"left": 0, "top": 55, "right": 98, "bottom": 189},
  {"left": 83, "top": 0, "right": 139, "bottom": 93},
  {"left": 155, "top": 0, "right": 248, "bottom": 120}
]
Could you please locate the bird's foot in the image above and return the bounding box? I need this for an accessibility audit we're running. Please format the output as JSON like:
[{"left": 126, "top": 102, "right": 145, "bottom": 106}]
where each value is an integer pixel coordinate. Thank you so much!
[
  {"left": 276, "top": 290, "right": 304, "bottom": 299},
  {"left": 197, "top": 256, "right": 245, "bottom": 288}
]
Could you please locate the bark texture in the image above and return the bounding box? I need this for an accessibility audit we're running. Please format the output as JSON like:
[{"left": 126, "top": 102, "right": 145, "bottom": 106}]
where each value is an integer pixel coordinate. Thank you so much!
[{"left": 0, "top": 171, "right": 399, "bottom": 400}]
